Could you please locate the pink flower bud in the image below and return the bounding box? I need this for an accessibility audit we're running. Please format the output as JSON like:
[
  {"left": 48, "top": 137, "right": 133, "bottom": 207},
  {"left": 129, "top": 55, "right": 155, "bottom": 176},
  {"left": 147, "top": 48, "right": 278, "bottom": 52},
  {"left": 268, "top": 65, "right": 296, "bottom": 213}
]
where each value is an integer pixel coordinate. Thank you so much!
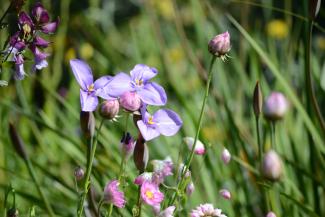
[
  {"left": 134, "top": 172, "right": 153, "bottom": 186},
  {"left": 221, "top": 148, "right": 231, "bottom": 164},
  {"left": 186, "top": 181, "right": 195, "bottom": 196},
  {"left": 99, "top": 99, "right": 119, "bottom": 119},
  {"left": 262, "top": 150, "right": 283, "bottom": 181},
  {"left": 120, "top": 91, "right": 142, "bottom": 111},
  {"left": 264, "top": 92, "right": 288, "bottom": 121},
  {"left": 219, "top": 189, "right": 231, "bottom": 200},
  {"left": 74, "top": 166, "right": 85, "bottom": 181},
  {"left": 183, "top": 137, "right": 205, "bottom": 155},
  {"left": 178, "top": 163, "right": 191, "bottom": 180},
  {"left": 266, "top": 211, "right": 277, "bottom": 217},
  {"left": 208, "top": 31, "right": 231, "bottom": 59},
  {"left": 120, "top": 132, "right": 135, "bottom": 158}
]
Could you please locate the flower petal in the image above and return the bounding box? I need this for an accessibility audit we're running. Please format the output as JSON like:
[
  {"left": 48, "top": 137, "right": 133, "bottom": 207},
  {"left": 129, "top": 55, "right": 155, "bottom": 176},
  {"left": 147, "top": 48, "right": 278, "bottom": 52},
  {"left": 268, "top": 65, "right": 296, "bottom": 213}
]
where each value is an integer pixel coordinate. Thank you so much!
[
  {"left": 138, "top": 82, "right": 167, "bottom": 106},
  {"left": 70, "top": 59, "right": 93, "bottom": 90},
  {"left": 130, "top": 64, "right": 158, "bottom": 83},
  {"left": 137, "top": 120, "right": 160, "bottom": 141},
  {"left": 94, "top": 76, "right": 115, "bottom": 100},
  {"left": 154, "top": 109, "right": 182, "bottom": 136},
  {"left": 80, "top": 90, "right": 98, "bottom": 112},
  {"left": 105, "top": 72, "right": 133, "bottom": 97},
  {"left": 41, "top": 18, "right": 60, "bottom": 34}
]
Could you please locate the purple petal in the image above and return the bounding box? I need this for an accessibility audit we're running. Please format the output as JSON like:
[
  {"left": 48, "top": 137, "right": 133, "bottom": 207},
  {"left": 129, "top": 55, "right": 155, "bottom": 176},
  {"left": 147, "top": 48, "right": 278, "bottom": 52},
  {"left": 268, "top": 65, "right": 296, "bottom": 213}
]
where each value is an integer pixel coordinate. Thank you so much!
[
  {"left": 80, "top": 90, "right": 98, "bottom": 112},
  {"left": 14, "top": 54, "right": 25, "bottom": 80},
  {"left": 18, "top": 12, "right": 33, "bottom": 27},
  {"left": 137, "top": 120, "right": 160, "bottom": 141},
  {"left": 9, "top": 32, "right": 25, "bottom": 51},
  {"left": 105, "top": 72, "right": 133, "bottom": 97},
  {"left": 33, "top": 36, "right": 50, "bottom": 48},
  {"left": 94, "top": 76, "right": 115, "bottom": 100},
  {"left": 41, "top": 18, "right": 60, "bottom": 34},
  {"left": 130, "top": 64, "right": 158, "bottom": 83},
  {"left": 153, "top": 109, "right": 182, "bottom": 136},
  {"left": 138, "top": 82, "right": 167, "bottom": 106},
  {"left": 32, "top": 59, "right": 48, "bottom": 72},
  {"left": 70, "top": 59, "right": 94, "bottom": 90},
  {"left": 31, "top": 2, "right": 49, "bottom": 24}
]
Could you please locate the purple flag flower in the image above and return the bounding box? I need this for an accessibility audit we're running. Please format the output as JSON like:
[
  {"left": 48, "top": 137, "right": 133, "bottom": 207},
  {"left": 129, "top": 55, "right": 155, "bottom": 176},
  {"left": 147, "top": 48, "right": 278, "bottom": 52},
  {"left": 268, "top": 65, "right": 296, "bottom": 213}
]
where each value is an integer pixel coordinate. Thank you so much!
[
  {"left": 13, "top": 54, "right": 26, "bottom": 80},
  {"left": 70, "top": 59, "right": 113, "bottom": 111},
  {"left": 137, "top": 107, "right": 182, "bottom": 141},
  {"left": 106, "top": 64, "right": 167, "bottom": 106}
]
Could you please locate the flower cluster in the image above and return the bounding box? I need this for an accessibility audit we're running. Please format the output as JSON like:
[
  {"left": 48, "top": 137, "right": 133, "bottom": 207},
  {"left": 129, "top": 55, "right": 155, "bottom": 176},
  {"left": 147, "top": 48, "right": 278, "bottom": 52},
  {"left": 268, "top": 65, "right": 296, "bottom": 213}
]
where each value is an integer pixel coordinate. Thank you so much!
[{"left": 7, "top": 2, "right": 59, "bottom": 80}]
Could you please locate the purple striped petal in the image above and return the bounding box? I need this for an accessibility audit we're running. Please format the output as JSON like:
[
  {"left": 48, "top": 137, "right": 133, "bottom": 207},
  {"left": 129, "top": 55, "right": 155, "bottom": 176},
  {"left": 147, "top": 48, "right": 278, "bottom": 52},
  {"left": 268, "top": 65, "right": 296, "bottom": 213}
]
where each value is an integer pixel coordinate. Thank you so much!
[
  {"left": 105, "top": 72, "right": 133, "bottom": 97},
  {"left": 70, "top": 59, "right": 93, "bottom": 90},
  {"left": 130, "top": 64, "right": 158, "bottom": 83},
  {"left": 154, "top": 109, "right": 182, "bottom": 136},
  {"left": 94, "top": 76, "right": 114, "bottom": 100},
  {"left": 137, "top": 120, "right": 160, "bottom": 141},
  {"left": 138, "top": 82, "right": 167, "bottom": 106},
  {"left": 41, "top": 19, "right": 59, "bottom": 34},
  {"left": 80, "top": 90, "right": 98, "bottom": 112}
]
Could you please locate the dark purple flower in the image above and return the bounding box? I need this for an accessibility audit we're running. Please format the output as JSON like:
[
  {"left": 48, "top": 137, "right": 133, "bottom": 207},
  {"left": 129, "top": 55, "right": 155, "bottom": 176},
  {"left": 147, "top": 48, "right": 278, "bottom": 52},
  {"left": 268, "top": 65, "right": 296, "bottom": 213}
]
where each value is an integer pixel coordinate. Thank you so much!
[
  {"left": 18, "top": 12, "right": 34, "bottom": 35},
  {"left": 33, "top": 36, "right": 50, "bottom": 48},
  {"left": 13, "top": 54, "right": 25, "bottom": 80},
  {"left": 137, "top": 107, "right": 182, "bottom": 141},
  {"left": 106, "top": 64, "right": 167, "bottom": 106},
  {"left": 41, "top": 18, "right": 60, "bottom": 34},
  {"left": 70, "top": 59, "right": 113, "bottom": 111},
  {"left": 9, "top": 32, "right": 26, "bottom": 51},
  {"left": 31, "top": 2, "right": 50, "bottom": 24}
]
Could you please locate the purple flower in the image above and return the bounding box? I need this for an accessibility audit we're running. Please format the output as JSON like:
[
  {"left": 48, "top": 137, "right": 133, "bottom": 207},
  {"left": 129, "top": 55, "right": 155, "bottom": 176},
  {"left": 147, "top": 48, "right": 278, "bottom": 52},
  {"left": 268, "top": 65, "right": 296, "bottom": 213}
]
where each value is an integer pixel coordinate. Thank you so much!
[
  {"left": 140, "top": 181, "right": 164, "bottom": 206},
  {"left": 120, "top": 132, "right": 136, "bottom": 158},
  {"left": 13, "top": 54, "right": 26, "bottom": 80},
  {"left": 104, "top": 180, "right": 126, "bottom": 208},
  {"left": 157, "top": 206, "right": 175, "bottom": 217},
  {"left": 31, "top": 2, "right": 59, "bottom": 34},
  {"left": 106, "top": 64, "right": 167, "bottom": 106},
  {"left": 152, "top": 157, "right": 173, "bottom": 183},
  {"left": 191, "top": 204, "right": 227, "bottom": 217},
  {"left": 183, "top": 137, "right": 206, "bottom": 155},
  {"left": 30, "top": 45, "right": 49, "bottom": 72},
  {"left": 70, "top": 59, "right": 113, "bottom": 111},
  {"left": 9, "top": 32, "right": 26, "bottom": 51},
  {"left": 18, "top": 12, "right": 34, "bottom": 35},
  {"left": 219, "top": 189, "right": 231, "bottom": 200},
  {"left": 137, "top": 108, "right": 182, "bottom": 141}
]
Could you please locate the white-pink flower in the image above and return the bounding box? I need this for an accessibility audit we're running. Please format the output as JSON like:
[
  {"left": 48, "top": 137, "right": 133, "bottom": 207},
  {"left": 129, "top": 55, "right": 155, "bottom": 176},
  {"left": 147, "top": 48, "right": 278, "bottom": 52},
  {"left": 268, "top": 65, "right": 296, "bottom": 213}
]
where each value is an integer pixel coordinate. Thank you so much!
[
  {"left": 140, "top": 181, "right": 164, "bottom": 206},
  {"left": 191, "top": 203, "right": 227, "bottom": 217},
  {"left": 104, "top": 180, "right": 126, "bottom": 208},
  {"left": 184, "top": 137, "right": 205, "bottom": 155}
]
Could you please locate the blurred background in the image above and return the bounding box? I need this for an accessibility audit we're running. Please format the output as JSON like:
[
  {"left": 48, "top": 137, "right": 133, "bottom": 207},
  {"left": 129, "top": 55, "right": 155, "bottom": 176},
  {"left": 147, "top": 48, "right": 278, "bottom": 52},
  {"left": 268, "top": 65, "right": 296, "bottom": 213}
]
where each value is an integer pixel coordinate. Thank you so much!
[{"left": 0, "top": 0, "right": 324, "bottom": 216}]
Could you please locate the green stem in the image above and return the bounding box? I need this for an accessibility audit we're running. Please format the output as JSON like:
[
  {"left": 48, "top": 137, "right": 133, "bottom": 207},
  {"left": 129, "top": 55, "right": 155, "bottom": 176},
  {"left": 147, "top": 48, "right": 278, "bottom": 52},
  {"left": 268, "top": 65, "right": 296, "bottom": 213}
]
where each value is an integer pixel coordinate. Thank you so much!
[
  {"left": 97, "top": 199, "right": 104, "bottom": 217},
  {"left": 170, "top": 56, "right": 216, "bottom": 206},
  {"left": 0, "top": 3, "right": 11, "bottom": 25},
  {"left": 255, "top": 117, "right": 262, "bottom": 162},
  {"left": 77, "top": 120, "right": 105, "bottom": 217},
  {"left": 25, "top": 160, "right": 55, "bottom": 217},
  {"left": 135, "top": 186, "right": 142, "bottom": 217},
  {"left": 107, "top": 204, "right": 113, "bottom": 217},
  {"left": 270, "top": 122, "right": 276, "bottom": 150}
]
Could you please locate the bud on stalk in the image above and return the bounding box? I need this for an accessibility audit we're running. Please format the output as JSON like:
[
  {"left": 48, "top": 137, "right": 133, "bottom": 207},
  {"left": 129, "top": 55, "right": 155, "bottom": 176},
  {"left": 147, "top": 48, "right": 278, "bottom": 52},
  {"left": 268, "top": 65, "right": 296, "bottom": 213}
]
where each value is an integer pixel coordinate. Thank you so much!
[
  {"left": 80, "top": 111, "right": 95, "bottom": 139},
  {"left": 133, "top": 133, "right": 149, "bottom": 173},
  {"left": 253, "top": 81, "right": 263, "bottom": 117}
]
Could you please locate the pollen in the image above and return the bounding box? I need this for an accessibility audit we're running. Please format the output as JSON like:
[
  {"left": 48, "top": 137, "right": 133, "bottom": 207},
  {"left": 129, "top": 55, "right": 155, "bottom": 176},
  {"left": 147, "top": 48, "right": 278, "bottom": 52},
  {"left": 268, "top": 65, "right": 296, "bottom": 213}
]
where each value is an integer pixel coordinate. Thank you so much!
[
  {"left": 135, "top": 79, "right": 143, "bottom": 86},
  {"left": 148, "top": 116, "right": 155, "bottom": 125},
  {"left": 88, "top": 84, "right": 95, "bottom": 92},
  {"left": 23, "top": 24, "right": 31, "bottom": 35},
  {"left": 145, "top": 190, "right": 154, "bottom": 199}
]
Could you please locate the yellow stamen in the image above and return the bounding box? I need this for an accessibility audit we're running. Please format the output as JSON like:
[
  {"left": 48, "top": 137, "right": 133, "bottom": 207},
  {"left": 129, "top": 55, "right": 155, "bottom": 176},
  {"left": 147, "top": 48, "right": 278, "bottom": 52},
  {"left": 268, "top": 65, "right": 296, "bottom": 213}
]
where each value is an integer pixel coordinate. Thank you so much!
[
  {"left": 23, "top": 24, "right": 31, "bottom": 35},
  {"left": 88, "top": 84, "right": 95, "bottom": 92},
  {"left": 145, "top": 190, "right": 154, "bottom": 199},
  {"left": 135, "top": 79, "right": 143, "bottom": 86},
  {"left": 148, "top": 116, "right": 155, "bottom": 125}
]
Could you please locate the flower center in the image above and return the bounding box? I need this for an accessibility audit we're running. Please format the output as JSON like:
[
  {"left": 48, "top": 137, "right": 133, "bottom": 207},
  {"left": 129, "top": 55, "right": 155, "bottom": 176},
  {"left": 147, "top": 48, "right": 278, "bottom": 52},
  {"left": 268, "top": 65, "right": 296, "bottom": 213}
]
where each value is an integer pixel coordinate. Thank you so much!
[
  {"left": 87, "top": 83, "right": 95, "bottom": 92},
  {"left": 148, "top": 116, "right": 155, "bottom": 125},
  {"left": 135, "top": 79, "right": 143, "bottom": 86},
  {"left": 145, "top": 190, "right": 154, "bottom": 199},
  {"left": 23, "top": 24, "right": 31, "bottom": 36}
]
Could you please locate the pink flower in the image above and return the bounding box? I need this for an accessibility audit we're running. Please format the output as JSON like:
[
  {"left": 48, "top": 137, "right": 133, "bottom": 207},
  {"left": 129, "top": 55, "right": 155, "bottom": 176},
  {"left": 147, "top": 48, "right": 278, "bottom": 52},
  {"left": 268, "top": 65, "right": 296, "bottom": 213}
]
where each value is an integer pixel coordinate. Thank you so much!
[
  {"left": 104, "top": 180, "right": 126, "bottom": 208},
  {"left": 140, "top": 182, "right": 164, "bottom": 206},
  {"left": 221, "top": 148, "right": 231, "bottom": 164},
  {"left": 191, "top": 203, "right": 227, "bottom": 217},
  {"left": 134, "top": 172, "right": 153, "bottom": 185},
  {"left": 266, "top": 211, "right": 277, "bottom": 217},
  {"left": 157, "top": 206, "right": 175, "bottom": 217},
  {"left": 152, "top": 157, "right": 174, "bottom": 183},
  {"left": 184, "top": 137, "right": 205, "bottom": 155},
  {"left": 219, "top": 189, "right": 231, "bottom": 200},
  {"left": 264, "top": 92, "right": 288, "bottom": 121}
]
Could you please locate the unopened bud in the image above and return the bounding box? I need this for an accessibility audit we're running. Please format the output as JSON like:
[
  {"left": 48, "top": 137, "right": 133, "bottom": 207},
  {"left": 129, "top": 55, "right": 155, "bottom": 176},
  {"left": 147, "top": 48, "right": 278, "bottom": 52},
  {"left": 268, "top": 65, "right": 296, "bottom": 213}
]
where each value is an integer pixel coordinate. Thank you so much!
[
  {"left": 221, "top": 148, "right": 231, "bottom": 164},
  {"left": 262, "top": 150, "right": 283, "bottom": 181},
  {"left": 183, "top": 137, "right": 205, "bottom": 155},
  {"left": 121, "top": 132, "right": 135, "bottom": 158},
  {"left": 7, "top": 208, "right": 19, "bottom": 217},
  {"left": 9, "top": 123, "right": 28, "bottom": 160},
  {"left": 178, "top": 163, "right": 191, "bottom": 180},
  {"left": 264, "top": 92, "right": 288, "bottom": 121},
  {"left": 133, "top": 133, "right": 149, "bottom": 173},
  {"left": 208, "top": 31, "right": 231, "bottom": 59},
  {"left": 80, "top": 111, "right": 96, "bottom": 139},
  {"left": 219, "top": 189, "right": 231, "bottom": 200},
  {"left": 99, "top": 99, "right": 119, "bottom": 120},
  {"left": 74, "top": 166, "right": 84, "bottom": 181},
  {"left": 120, "top": 91, "right": 142, "bottom": 112},
  {"left": 253, "top": 81, "right": 263, "bottom": 117},
  {"left": 266, "top": 211, "right": 277, "bottom": 217},
  {"left": 186, "top": 181, "right": 195, "bottom": 196},
  {"left": 309, "top": 0, "right": 321, "bottom": 19}
]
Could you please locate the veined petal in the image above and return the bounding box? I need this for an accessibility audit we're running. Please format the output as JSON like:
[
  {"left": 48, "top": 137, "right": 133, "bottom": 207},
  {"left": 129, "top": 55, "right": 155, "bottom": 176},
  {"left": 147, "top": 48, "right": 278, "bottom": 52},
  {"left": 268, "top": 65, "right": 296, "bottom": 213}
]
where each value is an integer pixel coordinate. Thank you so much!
[
  {"left": 138, "top": 82, "right": 167, "bottom": 106},
  {"left": 105, "top": 72, "right": 133, "bottom": 97},
  {"left": 94, "top": 75, "right": 112, "bottom": 89},
  {"left": 70, "top": 59, "right": 93, "bottom": 90},
  {"left": 154, "top": 109, "right": 182, "bottom": 136},
  {"left": 130, "top": 64, "right": 158, "bottom": 83},
  {"left": 80, "top": 90, "right": 98, "bottom": 112},
  {"left": 137, "top": 120, "right": 160, "bottom": 141}
]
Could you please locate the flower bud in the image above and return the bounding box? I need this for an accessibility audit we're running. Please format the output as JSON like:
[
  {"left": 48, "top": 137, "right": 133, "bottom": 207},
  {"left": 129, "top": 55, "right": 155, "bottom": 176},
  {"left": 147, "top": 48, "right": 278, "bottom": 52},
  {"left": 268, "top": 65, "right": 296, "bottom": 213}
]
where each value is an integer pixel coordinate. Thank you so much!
[
  {"left": 221, "top": 148, "right": 231, "bottom": 164},
  {"left": 253, "top": 81, "right": 263, "bottom": 117},
  {"left": 120, "top": 132, "right": 135, "bottom": 158},
  {"left": 99, "top": 99, "right": 119, "bottom": 120},
  {"left": 7, "top": 208, "right": 19, "bottom": 217},
  {"left": 178, "top": 163, "right": 191, "bottom": 180},
  {"left": 183, "top": 137, "right": 205, "bottom": 155},
  {"left": 264, "top": 92, "right": 288, "bottom": 121},
  {"left": 120, "top": 91, "right": 142, "bottom": 112},
  {"left": 80, "top": 111, "right": 96, "bottom": 139},
  {"left": 310, "top": 0, "right": 321, "bottom": 19},
  {"left": 219, "top": 189, "right": 231, "bottom": 200},
  {"left": 133, "top": 133, "right": 149, "bottom": 173},
  {"left": 262, "top": 150, "right": 283, "bottom": 181},
  {"left": 74, "top": 166, "right": 85, "bottom": 181},
  {"left": 9, "top": 123, "right": 28, "bottom": 161},
  {"left": 186, "top": 181, "right": 195, "bottom": 196},
  {"left": 266, "top": 211, "right": 277, "bottom": 217},
  {"left": 208, "top": 31, "right": 231, "bottom": 59}
]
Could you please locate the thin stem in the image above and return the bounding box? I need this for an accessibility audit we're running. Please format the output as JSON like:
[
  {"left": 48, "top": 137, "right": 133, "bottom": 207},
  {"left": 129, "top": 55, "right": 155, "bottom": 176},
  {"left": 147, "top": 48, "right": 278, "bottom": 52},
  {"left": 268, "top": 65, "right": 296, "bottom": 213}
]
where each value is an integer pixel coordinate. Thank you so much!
[
  {"left": 135, "top": 186, "right": 142, "bottom": 217},
  {"left": 255, "top": 117, "right": 262, "bottom": 162},
  {"left": 270, "top": 122, "right": 276, "bottom": 150},
  {"left": 25, "top": 160, "right": 55, "bottom": 217},
  {"left": 77, "top": 119, "right": 105, "bottom": 217},
  {"left": 0, "top": 3, "right": 11, "bottom": 26},
  {"left": 170, "top": 56, "right": 216, "bottom": 206},
  {"left": 107, "top": 204, "right": 113, "bottom": 217},
  {"left": 97, "top": 199, "right": 104, "bottom": 217}
]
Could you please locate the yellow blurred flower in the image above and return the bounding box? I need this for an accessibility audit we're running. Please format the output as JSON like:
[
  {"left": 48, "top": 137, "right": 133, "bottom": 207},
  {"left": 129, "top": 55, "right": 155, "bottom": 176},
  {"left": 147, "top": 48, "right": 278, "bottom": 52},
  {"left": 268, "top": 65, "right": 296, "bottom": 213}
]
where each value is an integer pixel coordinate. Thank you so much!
[
  {"left": 316, "top": 36, "right": 325, "bottom": 50},
  {"left": 266, "top": 19, "right": 289, "bottom": 39},
  {"left": 80, "top": 43, "right": 94, "bottom": 60},
  {"left": 152, "top": 0, "right": 174, "bottom": 20},
  {"left": 167, "top": 45, "right": 184, "bottom": 63},
  {"left": 65, "top": 48, "right": 76, "bottom": 63}
]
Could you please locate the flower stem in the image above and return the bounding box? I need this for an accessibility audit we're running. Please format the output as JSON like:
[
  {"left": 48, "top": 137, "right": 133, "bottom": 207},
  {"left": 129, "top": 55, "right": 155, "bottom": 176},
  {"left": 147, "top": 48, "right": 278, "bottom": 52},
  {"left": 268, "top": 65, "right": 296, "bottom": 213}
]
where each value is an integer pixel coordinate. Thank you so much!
[
  {"left": 270, "top": 122, "right": 276, "bottom": 150},
  {"left": 255, "top": 116, "right": 262, "bottom": 162},
  {"left": 25, "top": 160, "right": 55, "bottom": 217},
  {"left": 0, "top": 3, "right": 11, "bottom": 25},
  {"left": 170, "top": 56, "right": 216, "bottom": 205},
  {"left": 77, "top": 119, "right": 104, "bottom": 217}
]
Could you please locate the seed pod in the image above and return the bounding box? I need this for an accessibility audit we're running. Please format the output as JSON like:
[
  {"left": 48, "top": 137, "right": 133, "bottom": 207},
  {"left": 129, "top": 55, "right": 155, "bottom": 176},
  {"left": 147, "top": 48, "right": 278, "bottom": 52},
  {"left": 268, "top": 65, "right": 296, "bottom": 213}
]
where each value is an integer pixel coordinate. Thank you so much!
[
  {"left": 253, "top": 81, "right": 263, "bottom": 117},
  {"left": 80, "top": 111, "right": 95, "bottom": 139},
  {"left": 9, "top": 123, "right": 28, "bottom": 161},
  {"left": 133, "top": 133, "right": 149, "bottom": 173}
]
